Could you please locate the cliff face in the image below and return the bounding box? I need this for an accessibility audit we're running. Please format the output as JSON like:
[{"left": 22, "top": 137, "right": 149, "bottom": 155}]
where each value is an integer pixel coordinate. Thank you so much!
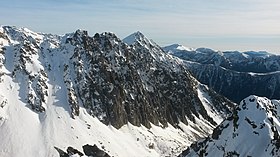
[
  {"left": 65, "top": 30, "right": 198, "bottom": 128},
  {"left": 59, "top": 30, "right": 233, "bottom": 129},
  {"left": 185, "top": 62, "right": 280, "bottom": 103},
  {"left": 1, "top": 27, "right": 234, "bottom": 129},
  {"left": 0, "top": 26, "right": 234, "bottom": 157}
]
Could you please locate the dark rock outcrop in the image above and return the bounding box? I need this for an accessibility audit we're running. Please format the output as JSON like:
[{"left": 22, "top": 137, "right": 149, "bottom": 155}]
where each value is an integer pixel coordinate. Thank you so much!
[
  {"left": 67, "top": 147, "right": 84, "bottom": 156},
  {"left": 83, "top": 144, "right": 110, "bottom": 157},
  {"left": 64, "top": 31, "right": 233, "bottom": 128},
  {"left": 55, "top": 145, "right": 109, "bottom": 157},
  {"left": 54, "top": 147, "right": 70, "bottom": 157}
]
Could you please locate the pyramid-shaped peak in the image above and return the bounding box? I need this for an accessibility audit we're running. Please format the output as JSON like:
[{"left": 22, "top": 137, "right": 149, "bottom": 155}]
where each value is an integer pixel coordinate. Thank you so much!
[
  {"left": 129, "top": 31, "right": 145, "bottom": 38},
  {"left": 123, "top": 31, "right": 150, "bottom": 45}
]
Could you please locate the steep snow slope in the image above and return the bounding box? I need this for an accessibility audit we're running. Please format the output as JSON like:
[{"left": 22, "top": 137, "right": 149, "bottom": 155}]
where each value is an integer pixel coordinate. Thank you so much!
[
  {"left": 0, "top": 26, "right": 233, "bottom": 157},
  {"left": 180, "top": 95, "right": 280, "bottom": 157}
]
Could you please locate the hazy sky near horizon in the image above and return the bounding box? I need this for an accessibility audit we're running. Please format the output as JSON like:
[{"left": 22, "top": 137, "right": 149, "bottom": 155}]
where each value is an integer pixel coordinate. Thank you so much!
[{"left": 1, "top": 0, "right": 279, "bottom": 54}]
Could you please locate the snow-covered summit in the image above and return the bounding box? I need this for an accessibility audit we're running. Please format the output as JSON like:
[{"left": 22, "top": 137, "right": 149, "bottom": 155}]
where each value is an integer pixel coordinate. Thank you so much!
[
  {"left": 163, "top": 43, "right": 277, "bottom": 73},
  {"left": 180, "top": 95, "right": 280, "bottom": 157},
  {"left": 123, "top": 31, "right": 147, "bottom": 45},
  {"left": 0, "top": 26, "right": 234, "bottom": 157},
  {"left": 163, "top": 43, "right": 280, "bottom": 103},
  {"left": 1, "top": 26, "right": 44, "bottom": 44},
  {"left": 122, "top": 31, "right": 160, "bottom": 50},
  {"left": 163, "top": 44, "right": 193, "bottom": 53},
  {"left": 123, "top": 31, "right": 180, "bottom": 63}
]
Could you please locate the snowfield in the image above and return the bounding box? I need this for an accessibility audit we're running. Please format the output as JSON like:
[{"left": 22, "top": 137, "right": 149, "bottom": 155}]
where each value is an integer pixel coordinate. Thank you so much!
[{"left": 181, "top": 95, "right": 280, "bottom": 157}]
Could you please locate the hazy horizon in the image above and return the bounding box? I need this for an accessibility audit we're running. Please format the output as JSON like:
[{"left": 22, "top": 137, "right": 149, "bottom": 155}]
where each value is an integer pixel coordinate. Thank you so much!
[{"left": 1, "top": 0, "right": 279, "bottom": 54}]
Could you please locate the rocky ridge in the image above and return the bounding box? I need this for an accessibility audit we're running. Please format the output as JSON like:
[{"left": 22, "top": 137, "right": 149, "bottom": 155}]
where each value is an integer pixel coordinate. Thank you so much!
[
  {"left": 0, "top": 26, "right": 233, "bottom": 157},
  {"left": 179, "top": 95, "right": 280, "bottom": 157},
  {"left": 163, "top": 44, "right": 280, "bottom": 102}
]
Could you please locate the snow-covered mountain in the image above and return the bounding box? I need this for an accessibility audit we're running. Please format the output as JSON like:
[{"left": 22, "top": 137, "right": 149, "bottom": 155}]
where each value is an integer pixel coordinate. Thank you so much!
[
  {"left": 179, "top": 95, "right": 280, "bottom": 157},
  {"left": 163, "top": 44, "right": 278, "bottom": 73},
  {"left": 163, "top": 44, "right": 280, "bottom": 102},
  {"left": 0, "top": 26, "right": 234, "bottom": 157}
]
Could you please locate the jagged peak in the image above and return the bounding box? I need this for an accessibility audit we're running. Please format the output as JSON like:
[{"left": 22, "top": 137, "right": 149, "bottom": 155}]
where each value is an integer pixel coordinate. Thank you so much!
[
  {"left": 181, "top": 95, "right": 280, "bottom": 157},
  {"left": 1, "top": 25, "right": 36, "bottom": 35},
  {"left": 123, "top": 31, "right": 153, "bottom": 46},
  {"left": 100, "top": 31, "right": 118, "bottom": 37},
  {"left": 241, "top": 95, "right": 274, "bottom": 111},
  {"left": 63, "top": 29, "right": 91, "bottom": 45},
  {"left": 123, "top": 31, "right": 175, "bottom": 62},
  {"left": 1, "top": 25, "right": 17, "bottom": 31},
  {"left": 1, "top": 25, "right": 22, "bottom": 38},
  {"left": 98, "top": 32, "right": 121, "bottom": 43},
  {"left": 238, "top": 95, "right": 280, "bottom": 125},
  {"left": 0, "top": 25, "right": 7, "bottom": 33},
  {"left": 0, "top": 25, "right": 44, "bottom": 44},
  {"left": 74, "top": 29, "right": 88, "bottom": 37},
  {"left": 67, "top": 30, "right": 120, "bottom": 43}
]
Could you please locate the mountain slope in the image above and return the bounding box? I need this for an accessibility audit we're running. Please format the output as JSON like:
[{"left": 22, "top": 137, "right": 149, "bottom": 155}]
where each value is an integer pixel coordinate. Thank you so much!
[
  {"left": 163, "top": 44, "right": 278, "bottom": 73},
  {"left": 163, "top": 44, "right": 280, "bottom": 102},
  {"left": 0, "top": 26, "right": 233, "bottom": 157},
  {"left": 184, "top": 61, "right": 280, "bottom": 103},
  {"left": 180, "top": 95, "right": 280, "bottom": 157}
]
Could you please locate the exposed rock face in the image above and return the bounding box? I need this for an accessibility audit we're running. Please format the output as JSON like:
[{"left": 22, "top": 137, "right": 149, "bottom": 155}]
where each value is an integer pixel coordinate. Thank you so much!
[
  {"left": 1, "top": 26, "right": 49, "bottom": 112},
  {"left": 0, "top": 26, "right": 233, "bottom": 129},
  {"left": 83, "top": 144, "right": 110, "bottom": 157},
  {"left": 164, "top": 44, "right": 280, "bottom": 102},
  {"left": 179, "top": 95, "right": 280, "bottom": 157},
  {"left": 184, "top": 62, "right": 280, "bottom": 103},
  {"left": 0, "top": 26, "right": 235, "bottom": 156},
  {"left": 55, "top": 144, "right": 110, "bottom": 157},
  {"left": 63, "top": 30, "right": 231, "bottom": 129}
]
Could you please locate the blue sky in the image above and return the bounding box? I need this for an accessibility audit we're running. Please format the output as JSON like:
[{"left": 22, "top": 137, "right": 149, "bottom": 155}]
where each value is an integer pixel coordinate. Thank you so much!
[{"left": 1, "top": 0, "right": 279, "bottom": 54}]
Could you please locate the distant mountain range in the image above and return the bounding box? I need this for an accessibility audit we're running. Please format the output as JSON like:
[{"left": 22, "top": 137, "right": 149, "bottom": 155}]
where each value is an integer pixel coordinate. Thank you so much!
[{"left": 163, "top": 44, "right": 280, "bottom": 102}]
